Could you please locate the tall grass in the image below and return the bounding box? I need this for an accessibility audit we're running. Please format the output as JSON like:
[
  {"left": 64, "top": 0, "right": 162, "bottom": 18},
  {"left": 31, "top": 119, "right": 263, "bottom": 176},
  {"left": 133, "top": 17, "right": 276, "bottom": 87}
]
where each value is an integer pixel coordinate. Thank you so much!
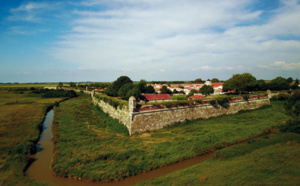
[
  {"left": 52, "top": 95, "right": 291, "bottom": 182},
  {"left": 138, "top": 133, "right": 300, "bottom": 185},
  {"left": 0, "top": 90, "right": 66, "bottom": 185}
]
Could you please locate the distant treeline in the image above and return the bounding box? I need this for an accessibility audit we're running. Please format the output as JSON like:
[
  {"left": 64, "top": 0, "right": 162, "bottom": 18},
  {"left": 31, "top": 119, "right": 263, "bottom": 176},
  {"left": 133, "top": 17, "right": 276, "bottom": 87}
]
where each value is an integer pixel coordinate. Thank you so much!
[{"left": 38, "top": 89, "right": 77, "bottom": 98}]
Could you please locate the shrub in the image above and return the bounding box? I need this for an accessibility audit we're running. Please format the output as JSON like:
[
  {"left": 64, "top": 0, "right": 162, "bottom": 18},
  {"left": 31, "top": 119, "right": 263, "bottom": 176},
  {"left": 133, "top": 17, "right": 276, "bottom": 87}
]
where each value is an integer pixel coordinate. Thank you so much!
[
  {"left": 242, "top": 95, "right": 249, "bottom": 101},
  {"left": 95, "top": 94, "right": 128, "bottom": 109},
  {"left": 216, "top": 97, "right": 229, "bottom": 108},
  {"left": 209, "top": 100, "right": 216, "bottom": 105},
  {"left": 42, "top": 90, "right": 77, "bottom": 98},
  {"left": 277, "top": 93, "right": 289, "bottom": 100},
  {"left": 279, "top": 118, "right": 300, "bottom": 133}
]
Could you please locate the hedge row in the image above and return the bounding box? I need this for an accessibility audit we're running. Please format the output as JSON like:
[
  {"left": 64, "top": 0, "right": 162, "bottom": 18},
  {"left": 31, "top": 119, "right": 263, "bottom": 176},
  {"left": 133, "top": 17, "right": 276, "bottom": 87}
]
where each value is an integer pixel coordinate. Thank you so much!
[
  {"left": 94, "top": 94, "right": 128, "bottom": 110},
  {"left": 142, "top": 95, "right": 266, "bottom": 109}
]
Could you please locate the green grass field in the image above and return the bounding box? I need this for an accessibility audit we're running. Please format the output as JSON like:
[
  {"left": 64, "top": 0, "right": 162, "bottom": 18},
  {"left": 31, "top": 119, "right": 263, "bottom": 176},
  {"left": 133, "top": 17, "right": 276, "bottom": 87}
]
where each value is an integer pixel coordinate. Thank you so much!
[
  {"left": 0, "top": 90, "right": 65, "bottom": 185},
  {"left": 138, "top": 133, "right": 300, "bottom": 185},
  {"left": 52, "top": 94, "right": 291, "bottom": 182}
]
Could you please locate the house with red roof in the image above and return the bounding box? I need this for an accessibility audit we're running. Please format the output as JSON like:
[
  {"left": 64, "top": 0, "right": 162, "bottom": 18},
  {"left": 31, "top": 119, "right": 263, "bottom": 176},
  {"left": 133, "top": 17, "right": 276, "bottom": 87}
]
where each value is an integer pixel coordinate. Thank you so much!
[{"left": 142, "top": 94, "right": 172, "bottom": 102}]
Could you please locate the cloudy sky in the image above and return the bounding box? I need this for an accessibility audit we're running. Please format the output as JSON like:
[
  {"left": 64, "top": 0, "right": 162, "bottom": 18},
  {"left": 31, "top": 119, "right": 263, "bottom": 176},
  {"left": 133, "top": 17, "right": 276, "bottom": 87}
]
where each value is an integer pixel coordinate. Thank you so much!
[{"left": 0, "top": 0, "right": 299, "bottom": 82}]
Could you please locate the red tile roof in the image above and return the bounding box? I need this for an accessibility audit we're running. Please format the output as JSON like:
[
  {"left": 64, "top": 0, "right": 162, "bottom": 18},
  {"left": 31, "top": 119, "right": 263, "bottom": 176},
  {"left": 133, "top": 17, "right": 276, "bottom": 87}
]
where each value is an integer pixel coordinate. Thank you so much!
[
  {"left": 143, "top": 94, "right": 172, "bottom": 101},
  {"left": 189, "top": 95, "right": 205, "bottom": 99},
  {"left": 211, "top": 83, "right": 223, "bottom": 87}
]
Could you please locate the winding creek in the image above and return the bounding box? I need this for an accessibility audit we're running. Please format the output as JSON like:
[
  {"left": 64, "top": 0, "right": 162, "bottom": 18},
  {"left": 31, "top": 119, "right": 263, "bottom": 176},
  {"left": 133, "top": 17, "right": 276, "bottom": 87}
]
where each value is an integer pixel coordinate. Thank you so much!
[{"left": 25, "top": 109, "right": 215, "bottom": 186}]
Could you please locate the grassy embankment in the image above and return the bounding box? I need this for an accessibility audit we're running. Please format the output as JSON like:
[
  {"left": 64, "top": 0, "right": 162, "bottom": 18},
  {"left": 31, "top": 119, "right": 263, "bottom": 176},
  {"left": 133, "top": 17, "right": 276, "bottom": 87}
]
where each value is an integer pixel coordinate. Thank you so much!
[
  {"left": 138, "top": 132, "right": 300, "bottom": 185},
  {"left": 0, "top": 90, "right": 67, "bottom": 185},
  {"left": 52, "top": 94, "right": 291, "bottom": 182}
]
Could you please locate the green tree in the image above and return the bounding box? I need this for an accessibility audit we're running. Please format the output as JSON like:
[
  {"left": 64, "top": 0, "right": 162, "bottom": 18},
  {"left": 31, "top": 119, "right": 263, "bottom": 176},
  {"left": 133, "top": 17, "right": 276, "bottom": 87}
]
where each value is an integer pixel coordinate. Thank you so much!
[
  {"left": 69, "top": 82, "right": 76, "bottom": 87},
  {"left": 58, "top": 82, "right": 63, "bottom": 87},
  {"left": 257, "top": 79, "right": 268, "bottom": 91},
  {"left": 193, "top": 78, "right": 203, "bottom": 83},
  {"left": 145, "top": 85, "right": 155, "bottom": 93},
  {"left": 211, "top": 78, "right": 220, "bottom": 83},
  {"left": 118, "top": 83, "right": 134, "bottom": 99},
  {"left": 126, "top": 87, "right": 141, "bottom": 100},
  {"left": 291, "top": 78, "right": 299, "bottom": 90},
  {"left": 200, "top": 85, "right": 214, "bottom": 96},
  {"left": 136, "top": 79, "right": 147, "bottom": 93},
  {"left": 187, "top": 89, "right": 197, "bottom": 97},
  {"left": 287, "top": 77, "right": 293, "bottom": 83},
  {"left": 105, "top": 76, "right": 133, "bottom": 97},
  {"left": 223, "top": 73, "right": 257, "bottom": 94},
  {"left": 268, "top": 76, "right": 290, "bottom": 90},
  {"left": 160, "top": 86, "right": 172, "bottom": 94}
]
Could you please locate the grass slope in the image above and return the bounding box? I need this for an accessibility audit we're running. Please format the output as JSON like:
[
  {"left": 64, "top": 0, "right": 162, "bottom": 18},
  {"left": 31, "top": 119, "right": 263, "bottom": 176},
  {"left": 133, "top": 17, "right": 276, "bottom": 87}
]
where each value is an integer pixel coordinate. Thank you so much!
[
  {"left": 52, "top": 95, "right": 290, "bottom": 181},
  {"left": 138, "top": 133, "right": 300, "bottom": 185},
  {"left": 0, "top": 90, "right": 64, "bottom": 185}
]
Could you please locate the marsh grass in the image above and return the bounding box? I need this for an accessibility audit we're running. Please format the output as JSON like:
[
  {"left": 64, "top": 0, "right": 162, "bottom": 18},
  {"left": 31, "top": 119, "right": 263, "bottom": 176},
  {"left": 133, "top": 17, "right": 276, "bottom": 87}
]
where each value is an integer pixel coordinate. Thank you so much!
[
  {"left": 52, "top": 95, "right": 291, "bottom": 182},
  {"left": 0, "top": 90, "right": 65, "bottom": 185},
  {"left": 138, "top": 133, "right": 300, "bottom": 185}
]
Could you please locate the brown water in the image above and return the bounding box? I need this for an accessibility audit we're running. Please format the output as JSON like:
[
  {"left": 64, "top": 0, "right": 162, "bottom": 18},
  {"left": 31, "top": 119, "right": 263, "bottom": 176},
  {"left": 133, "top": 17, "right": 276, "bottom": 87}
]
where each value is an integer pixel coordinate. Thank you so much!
[{"left": 26, "top": 109, "right": 214, "bottom": 186}]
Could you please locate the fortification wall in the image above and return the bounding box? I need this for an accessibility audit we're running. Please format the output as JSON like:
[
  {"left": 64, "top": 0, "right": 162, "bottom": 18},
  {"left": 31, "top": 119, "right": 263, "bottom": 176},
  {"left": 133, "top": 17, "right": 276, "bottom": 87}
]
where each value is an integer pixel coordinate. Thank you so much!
[
  {"left": 92, "top": 97, "right": 131, "bottom": 132},
  {"left": 92, "top": 95, "right": 270, "bottom": 135},
  {"left": 130, "top": 99, "right": 270, "bottom": 134}
]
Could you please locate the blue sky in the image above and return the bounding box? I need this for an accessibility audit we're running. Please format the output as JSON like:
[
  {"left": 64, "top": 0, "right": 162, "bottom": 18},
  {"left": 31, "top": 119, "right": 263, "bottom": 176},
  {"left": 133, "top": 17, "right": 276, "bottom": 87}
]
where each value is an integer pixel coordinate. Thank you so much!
[{"left": 0, "top": 0, "right": 299, "bottom": 83}]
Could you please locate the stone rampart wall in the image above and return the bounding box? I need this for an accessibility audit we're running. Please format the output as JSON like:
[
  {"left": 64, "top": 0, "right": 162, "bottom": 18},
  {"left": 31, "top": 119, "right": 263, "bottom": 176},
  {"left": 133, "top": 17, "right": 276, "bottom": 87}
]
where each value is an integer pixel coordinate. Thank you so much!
[
  {"left": 92, "top": 95, "right": 270, "bottom": 135},
  {"left": 130, "top": 99, "right": 270, "bottom": 134},
  {"left": 92, "top": 97, "right": 131, "bottom": 132}
]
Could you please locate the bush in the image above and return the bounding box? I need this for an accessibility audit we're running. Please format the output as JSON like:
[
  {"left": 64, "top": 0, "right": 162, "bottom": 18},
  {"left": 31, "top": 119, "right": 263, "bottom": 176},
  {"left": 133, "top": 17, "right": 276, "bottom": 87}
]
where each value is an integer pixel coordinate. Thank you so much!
[
  {"left": 42, "top": 90, "right": 77, "bottom": 98},
  {"left": 242, "top": 95, "right": 249, "bottom": 101},
  {"left": 276, "top": 93, "right": 289, "bottom": 100},
  {"left": 150, "top": 100, "right": 193, "bottom": 108},
  {"left": 279, "top": 118, "right": 300, "bottom": 133},
  {"left": 216, "top": 97, "right": 229, "bottom": 108},
  {"left": 94, "top": 94, "right": 128, "bottom": 109},
  {"left": 209, "top": 100, "right": 216, "bottom": 105}
]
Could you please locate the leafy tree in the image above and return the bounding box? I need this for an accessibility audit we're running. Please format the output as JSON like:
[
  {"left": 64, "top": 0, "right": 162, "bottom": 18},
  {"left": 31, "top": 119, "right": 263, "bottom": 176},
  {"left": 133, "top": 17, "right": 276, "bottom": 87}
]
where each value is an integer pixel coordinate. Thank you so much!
[
  {"left": 58, "top": 82, "right": 63, "bottom": 87},
  {"left": 257, "top": 79, "right": 268, "bottom": 91},
  {"left": 105, "top": 76, "right": 133, "bottom": 97},
  {"left": 69, "top": 82, "right": 76, "bottom": 87},
  {"left": 223, "top": 73, "right": 257, "bottom": 94},
  {"left": 291, "top": 78, "right": 299, "bottom": 90},
  {"left": 287, "top": 77, "right": 293, "bottom": 83},
  {"left": 268, "top": 76, "right": 290, "bottom": 90},
  {"left": 193, "top": 78, "right": 203, "bottom": 83},
  {"left": 136, "top": 79, "right": 147, "bottom": 93},
  {"left": 187, "top": 89, "right": 197, "bottom": 97},
  {"left": 160, "top": 86, "right": 172, "bottom": 94},
  {"left": 145, "top": 85, "right": 155, "bottom": 93},
  {"left": 200, "top": 85, "right": 214, "bottom": 96},
  {"left": 211, "top": 78, "right": 220, "bottom": 83},
  {"left": 126, "top": 87, "right": 141, "bottom": 100},
  {"left": 118, "top": 83, "right": 134, "bottom": 99},
  {"left": 173, "top": 89, "right": 178, "bottom": 93}
]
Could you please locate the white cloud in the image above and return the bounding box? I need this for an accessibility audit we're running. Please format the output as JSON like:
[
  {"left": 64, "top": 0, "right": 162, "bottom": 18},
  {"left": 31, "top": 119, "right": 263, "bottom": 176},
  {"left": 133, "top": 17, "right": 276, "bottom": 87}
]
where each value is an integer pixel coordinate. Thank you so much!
[
  {"left": 160, "top": 69, "right": 166, "bottom": 72},
  {"left": 49, "top": 0, "right": 300, "bottom": 80},
  {"left": 8, "top": 2, "right": 62, "bottom": 22},
  {"left": 258, "top": 61, "right": 300, "bottom": 71},
  {"left": 192, "top": 65, "right": 244, "bottom": 71}
]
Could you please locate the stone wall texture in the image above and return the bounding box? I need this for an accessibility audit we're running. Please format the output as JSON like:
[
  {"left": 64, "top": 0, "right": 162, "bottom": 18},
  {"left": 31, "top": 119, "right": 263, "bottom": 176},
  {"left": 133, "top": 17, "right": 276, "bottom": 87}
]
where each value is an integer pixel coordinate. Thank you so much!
[
  {"left": 92, "top": 97, "right": 132, "bottom": 132},
  {"left": 130, "top": 99, "right": 270, "bottom": 134},
  {"left": 93, "top": 96, "right": 270, "bottom": 135}
]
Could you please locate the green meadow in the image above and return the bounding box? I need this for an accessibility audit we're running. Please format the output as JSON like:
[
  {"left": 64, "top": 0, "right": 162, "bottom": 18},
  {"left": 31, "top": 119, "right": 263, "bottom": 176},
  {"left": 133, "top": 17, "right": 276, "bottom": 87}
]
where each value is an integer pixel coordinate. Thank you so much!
[
  {"left": 0, "top": 90, "right": 64, "bottom": 185},
  {"left": 138, "top": 133, "right": 300, "bottom": 185},
  {"left": 52, "top": 94, "right": 291, "bottom": 182}
]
